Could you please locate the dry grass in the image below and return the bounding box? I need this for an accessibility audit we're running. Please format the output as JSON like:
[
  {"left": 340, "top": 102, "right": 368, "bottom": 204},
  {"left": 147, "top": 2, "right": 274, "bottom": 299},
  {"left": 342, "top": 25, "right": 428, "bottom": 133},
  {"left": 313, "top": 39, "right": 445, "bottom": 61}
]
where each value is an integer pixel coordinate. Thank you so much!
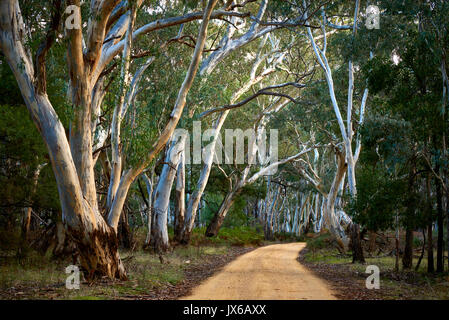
[{"left": 0, "top": 245, "right": 235, "bottom": 300}]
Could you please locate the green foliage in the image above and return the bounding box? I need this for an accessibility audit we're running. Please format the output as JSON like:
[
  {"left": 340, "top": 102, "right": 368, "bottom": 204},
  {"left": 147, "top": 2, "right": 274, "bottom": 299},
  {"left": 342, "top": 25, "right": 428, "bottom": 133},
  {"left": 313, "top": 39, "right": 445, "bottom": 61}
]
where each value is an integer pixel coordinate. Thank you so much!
[
  {"left": 0, "top": 104, "right": 60, "bottom": 229},
  {"left": 306, "top": 232, "right": 335, "bottom": 252},
  {"left": 347, "top": 165, "right": 406, "bottom": 231},
  {"left": 190, "top": 226, "right": 264, "bottom": 247}
]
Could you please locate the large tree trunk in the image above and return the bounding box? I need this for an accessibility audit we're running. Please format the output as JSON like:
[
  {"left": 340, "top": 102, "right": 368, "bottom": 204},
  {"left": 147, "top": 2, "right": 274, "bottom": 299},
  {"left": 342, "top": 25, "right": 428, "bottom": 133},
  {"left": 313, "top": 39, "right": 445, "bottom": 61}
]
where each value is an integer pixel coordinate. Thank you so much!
[
  {"left": 151, "top": 135, "right": 186, "bottom": 252},
  {"left": 324, "top": 148, "right": 350, "bottom": 250},
  {"left": 0, "top": 2, "right": 126, "bottom": 280},
  {"left": 75, "top": 225, "right": 126, "bottom": 281},
  {"left": 1, "top": 0, "right": 218, "bottom": 280}
]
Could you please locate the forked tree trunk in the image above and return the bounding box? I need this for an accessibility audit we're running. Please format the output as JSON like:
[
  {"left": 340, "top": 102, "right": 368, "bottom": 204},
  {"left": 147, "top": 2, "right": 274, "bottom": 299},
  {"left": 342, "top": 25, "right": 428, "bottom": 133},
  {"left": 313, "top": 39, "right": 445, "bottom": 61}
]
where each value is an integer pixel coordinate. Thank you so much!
[
  {"left": 0, "top": 0, "right": 218, "bottom": 279},
  {"left": 305, "top": 0, "right": 366, "bottom": 262}
]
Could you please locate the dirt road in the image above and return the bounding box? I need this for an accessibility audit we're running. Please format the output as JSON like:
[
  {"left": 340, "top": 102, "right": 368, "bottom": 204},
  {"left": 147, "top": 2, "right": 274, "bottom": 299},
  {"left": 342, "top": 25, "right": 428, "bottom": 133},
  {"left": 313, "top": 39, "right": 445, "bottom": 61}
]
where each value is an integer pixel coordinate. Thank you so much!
[{"left": 180, "top": 242, "right": 336, "bottom": 300}]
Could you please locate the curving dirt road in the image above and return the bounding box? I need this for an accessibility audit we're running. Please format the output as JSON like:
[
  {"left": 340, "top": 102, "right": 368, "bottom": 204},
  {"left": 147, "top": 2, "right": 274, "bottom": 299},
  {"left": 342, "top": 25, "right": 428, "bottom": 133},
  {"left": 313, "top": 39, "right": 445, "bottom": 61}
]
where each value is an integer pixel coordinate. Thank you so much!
[{"left": 180, "top": 242, "right": 336, "bottom": 300}]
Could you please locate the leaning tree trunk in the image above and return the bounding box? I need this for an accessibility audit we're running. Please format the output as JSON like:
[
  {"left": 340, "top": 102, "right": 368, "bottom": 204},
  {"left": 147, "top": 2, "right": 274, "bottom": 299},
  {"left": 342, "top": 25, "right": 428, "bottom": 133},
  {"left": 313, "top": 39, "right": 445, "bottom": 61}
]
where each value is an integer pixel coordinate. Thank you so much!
[{"left": 205, "top": 188, "right": 241, "bottom": 237}]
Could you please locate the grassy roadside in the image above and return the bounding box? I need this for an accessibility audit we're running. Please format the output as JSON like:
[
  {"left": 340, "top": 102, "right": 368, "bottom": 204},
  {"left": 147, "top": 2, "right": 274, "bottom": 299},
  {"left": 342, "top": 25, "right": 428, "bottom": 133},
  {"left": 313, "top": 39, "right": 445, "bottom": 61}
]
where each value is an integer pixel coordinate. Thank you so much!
[
  {"left": 300, "top": 233, "right": 449, "bottom": 300},
  {"left": 0, "top": 226, "right": 270, "bottom": 300}
]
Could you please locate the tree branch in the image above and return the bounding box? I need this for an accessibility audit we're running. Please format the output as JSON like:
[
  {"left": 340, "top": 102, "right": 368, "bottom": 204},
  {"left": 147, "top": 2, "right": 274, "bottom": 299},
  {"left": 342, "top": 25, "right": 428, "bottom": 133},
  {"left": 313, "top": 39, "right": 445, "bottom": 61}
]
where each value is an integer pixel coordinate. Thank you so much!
[{"left": 200, "top": 82, "right": 305, "bottom": 118}]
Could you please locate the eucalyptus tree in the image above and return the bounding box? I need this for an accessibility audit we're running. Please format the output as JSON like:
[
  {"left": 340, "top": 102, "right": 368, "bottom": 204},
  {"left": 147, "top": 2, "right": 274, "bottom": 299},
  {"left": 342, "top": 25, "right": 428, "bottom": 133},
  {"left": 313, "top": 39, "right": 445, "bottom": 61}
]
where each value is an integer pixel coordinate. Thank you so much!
[
  {"left": 203, "top": 93, "right": 319, "bottom": 236},
  {"left": 156, "top": 0, "right": 280, "bottom": 245},
  {"left": 183, "top": 34, "right": 293, "bottom": 240},
  {"left": 0, "top": 0, "right": 242, "bottom": 279},
  {"left": 178, "top": 0, "right": 315, "bottom": 244},
  {"left": 342, "top": 0, "right": 449, "bottom": 271},
  {"left": 299, "top": 0, "right": 373, "bottom": 261},
  {"left": 197, "top": 36, "right": 319, "bottom": 236}
]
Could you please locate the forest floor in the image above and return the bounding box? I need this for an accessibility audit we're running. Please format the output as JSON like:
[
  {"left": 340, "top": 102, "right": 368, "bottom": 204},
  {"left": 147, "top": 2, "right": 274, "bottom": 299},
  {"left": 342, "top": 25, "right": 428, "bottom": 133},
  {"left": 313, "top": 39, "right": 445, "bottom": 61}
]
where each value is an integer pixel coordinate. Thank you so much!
[
  {"left": 0, "top": 226, "right": 280, "bottom": 300},
  {"left": 181, "top": 242, "right": 336, "bottom": 299},
  {"left": 0, "top": 244, "right": 256, "bottom": 300},
  {"left": 300, "top": 235, "right": 449, "bottom": 300}
]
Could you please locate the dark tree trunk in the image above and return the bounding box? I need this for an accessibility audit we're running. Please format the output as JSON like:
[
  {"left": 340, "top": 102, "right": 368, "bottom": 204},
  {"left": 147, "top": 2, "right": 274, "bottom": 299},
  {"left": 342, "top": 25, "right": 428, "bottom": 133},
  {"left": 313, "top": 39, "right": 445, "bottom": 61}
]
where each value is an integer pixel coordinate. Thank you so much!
[
  {"left": 415, "top": 230, "right": 426, "bottom": 271},
  {"left": 173, "top": 206, "right": 185, "bottom": 243},
  {"left": 427, "top": 223, "right": 434, "bottom": 273},
  {"left": 206, "top": 210, "right": 228, "bottom": 237},
  {"left": 368, "top": 231, "right": 377, "bottom": 254},
  {"left": 426, "top": 173, "right": 434, "bottom": 273},
  {"left": 118, "top": 209, "right": 132, "bottom": 249},
  {"left": 446, "top": 190, "right": 449, "bottom": 269},
  {"left": 402, "top": 228, "right": 414, "bottom": 270},
  {"left": 350, "top": 223, "right": 365, "bottom": 263},
  {"left": 403, "top": 161, "right": 416, "bottom": 270},
  {"left": 206, "top": 190, "right": 238, "bottom": 237},
  {"left": 73, "top": 226, "right": 127, "bottom": 281},
  {"left": 435, "top": 167, "right": 444, "bottom": 273}
]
